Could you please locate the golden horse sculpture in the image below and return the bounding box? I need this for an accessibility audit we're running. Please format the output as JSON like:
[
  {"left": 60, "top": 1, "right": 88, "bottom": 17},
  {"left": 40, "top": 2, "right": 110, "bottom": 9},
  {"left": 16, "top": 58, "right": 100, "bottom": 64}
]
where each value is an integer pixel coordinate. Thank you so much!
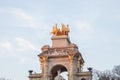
[{"left": 51, "top": 24, "right": 70, "bottom": 36}]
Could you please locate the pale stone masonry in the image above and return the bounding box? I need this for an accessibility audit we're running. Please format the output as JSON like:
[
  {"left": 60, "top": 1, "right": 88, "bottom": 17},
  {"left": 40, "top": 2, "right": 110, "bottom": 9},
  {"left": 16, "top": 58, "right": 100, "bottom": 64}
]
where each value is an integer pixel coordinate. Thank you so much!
[{"left": 28, "top": 24, "right": 92, "bottom": 80}]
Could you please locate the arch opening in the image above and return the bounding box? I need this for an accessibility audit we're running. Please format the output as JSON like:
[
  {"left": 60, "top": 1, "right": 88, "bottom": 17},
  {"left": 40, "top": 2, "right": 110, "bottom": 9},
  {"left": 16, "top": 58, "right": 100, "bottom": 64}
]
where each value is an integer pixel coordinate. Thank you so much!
[
  {"left": 51, "top": 65, "right": 68, "bottom": 80},
  {"left": 81, "top": 78, "right": 86, "bottom": 80}
]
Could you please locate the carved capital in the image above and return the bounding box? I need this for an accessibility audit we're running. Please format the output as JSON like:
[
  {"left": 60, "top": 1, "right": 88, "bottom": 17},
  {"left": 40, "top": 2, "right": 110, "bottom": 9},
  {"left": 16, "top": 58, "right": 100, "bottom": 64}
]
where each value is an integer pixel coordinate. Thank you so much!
[
  {"left": 39, "top": 56, "right": 48, "bottom": 63},
  {"left": 43, "top": 56, "right": 48, "bottom": 62},
  {"left": 68, "top": 54, "right": 74, "bottom": 60}
]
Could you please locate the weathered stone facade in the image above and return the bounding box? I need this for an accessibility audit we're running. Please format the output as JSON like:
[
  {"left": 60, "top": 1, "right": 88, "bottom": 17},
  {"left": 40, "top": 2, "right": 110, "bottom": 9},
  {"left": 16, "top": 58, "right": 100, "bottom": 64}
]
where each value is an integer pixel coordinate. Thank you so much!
[{"left": 28, "top": 25, "right": 92, "bottom": 80}]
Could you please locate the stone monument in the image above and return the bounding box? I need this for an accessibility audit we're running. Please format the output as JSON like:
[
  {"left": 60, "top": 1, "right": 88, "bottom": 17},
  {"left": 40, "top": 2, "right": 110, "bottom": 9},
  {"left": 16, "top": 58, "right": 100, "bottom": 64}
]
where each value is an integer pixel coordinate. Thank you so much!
[{"left": 28, "top": 24, "right": 92, "bottom": 80}]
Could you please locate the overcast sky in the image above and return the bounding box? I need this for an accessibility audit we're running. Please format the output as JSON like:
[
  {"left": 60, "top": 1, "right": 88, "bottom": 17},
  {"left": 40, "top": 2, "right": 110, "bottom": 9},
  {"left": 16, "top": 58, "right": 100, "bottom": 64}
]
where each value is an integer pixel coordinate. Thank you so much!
[{"left": 0, "top": 0, "right": 120, "bottom": 80}]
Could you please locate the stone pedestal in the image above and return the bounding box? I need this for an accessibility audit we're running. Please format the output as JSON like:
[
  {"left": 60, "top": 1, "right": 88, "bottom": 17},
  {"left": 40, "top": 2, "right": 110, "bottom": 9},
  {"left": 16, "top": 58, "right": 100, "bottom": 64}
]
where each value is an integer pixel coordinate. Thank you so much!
[{"left": 51, "top": 35, "right": 71, "bottom": 48}]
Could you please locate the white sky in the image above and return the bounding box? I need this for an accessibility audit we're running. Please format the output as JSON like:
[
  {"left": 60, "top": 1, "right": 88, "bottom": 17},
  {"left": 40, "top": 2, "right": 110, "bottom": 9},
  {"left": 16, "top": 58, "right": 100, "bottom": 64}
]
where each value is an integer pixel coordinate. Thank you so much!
[{"left": 0, "top": 0, "right": 120, "bottom": 80}]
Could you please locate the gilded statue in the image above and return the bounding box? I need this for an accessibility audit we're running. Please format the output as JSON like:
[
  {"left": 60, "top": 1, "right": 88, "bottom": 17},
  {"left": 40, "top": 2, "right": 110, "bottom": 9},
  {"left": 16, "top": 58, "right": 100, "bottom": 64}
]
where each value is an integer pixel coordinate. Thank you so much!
[{"left": 51, "top": 24, "right": 70, "bottom": 36}]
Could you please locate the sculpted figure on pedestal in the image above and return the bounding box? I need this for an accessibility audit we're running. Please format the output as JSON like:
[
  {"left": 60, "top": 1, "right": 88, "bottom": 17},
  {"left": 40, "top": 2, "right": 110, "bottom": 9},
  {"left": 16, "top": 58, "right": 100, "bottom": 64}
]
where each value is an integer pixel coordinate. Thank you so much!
[
  {"left": 54, "top": 70, "right": 65, "bottom": 80},
  {"left": 51, "top": 24, "right": 69, "bottom": 36}
]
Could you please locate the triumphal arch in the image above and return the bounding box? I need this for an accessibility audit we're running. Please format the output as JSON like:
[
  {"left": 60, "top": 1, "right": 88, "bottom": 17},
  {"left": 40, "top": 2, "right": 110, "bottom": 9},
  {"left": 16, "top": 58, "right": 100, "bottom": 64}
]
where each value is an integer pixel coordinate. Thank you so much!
[{"left": 28, "top": 24, "right": 92, "bottom": 80}]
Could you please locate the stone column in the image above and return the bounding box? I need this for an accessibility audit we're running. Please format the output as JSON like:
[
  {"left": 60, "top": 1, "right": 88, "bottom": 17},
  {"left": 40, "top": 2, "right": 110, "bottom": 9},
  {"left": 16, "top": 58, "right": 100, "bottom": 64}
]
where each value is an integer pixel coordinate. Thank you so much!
[
  {"left": 44, "top": 56, "right": 48, "bottom": 80},
  {"left": 68, "top": 54, "right": 74, "bottom": 80},
  {"left": 40, "top": 56, "right": 48, "bottom": 80},
  {"left": 77, "top": 56, "right": 81, "bottom": 72}
]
